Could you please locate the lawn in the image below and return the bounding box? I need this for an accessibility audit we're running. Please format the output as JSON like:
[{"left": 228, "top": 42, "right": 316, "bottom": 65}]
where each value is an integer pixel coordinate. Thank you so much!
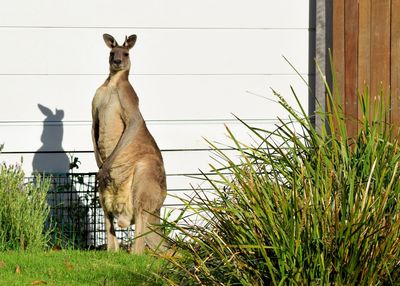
[{"left": 0, "top": 250, "right": 164, "bottom": 286}]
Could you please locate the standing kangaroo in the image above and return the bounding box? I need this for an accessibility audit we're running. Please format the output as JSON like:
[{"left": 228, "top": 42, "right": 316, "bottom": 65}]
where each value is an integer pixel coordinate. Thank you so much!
[{"left": 91, "top": 34, "right": 167, "bottom": 254}]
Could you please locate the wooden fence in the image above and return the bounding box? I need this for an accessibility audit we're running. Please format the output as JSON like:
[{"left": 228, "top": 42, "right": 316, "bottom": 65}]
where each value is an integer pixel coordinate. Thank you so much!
[{"left": 332, "top": 0, "right": 400, "bottom": 136}]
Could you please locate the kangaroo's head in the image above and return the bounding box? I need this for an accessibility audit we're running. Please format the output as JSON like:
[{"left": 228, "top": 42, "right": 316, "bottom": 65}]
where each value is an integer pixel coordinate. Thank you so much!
[{"left": 103, "top": 34, "right": 137, "bottom": 73}]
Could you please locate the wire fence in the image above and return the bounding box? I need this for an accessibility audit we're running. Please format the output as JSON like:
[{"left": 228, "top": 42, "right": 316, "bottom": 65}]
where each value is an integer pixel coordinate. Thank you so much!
[
  {"left": 32, "top": 172, "right": 214, "bottom": 249},
  {"left": 32, "top": 173, "right": 137, "bottom": 249}
]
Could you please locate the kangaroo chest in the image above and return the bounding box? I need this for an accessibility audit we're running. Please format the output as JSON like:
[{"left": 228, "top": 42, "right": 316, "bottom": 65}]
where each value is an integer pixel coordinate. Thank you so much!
[{"left": 95, "top": 85, "right": 125, "bottom": 160}]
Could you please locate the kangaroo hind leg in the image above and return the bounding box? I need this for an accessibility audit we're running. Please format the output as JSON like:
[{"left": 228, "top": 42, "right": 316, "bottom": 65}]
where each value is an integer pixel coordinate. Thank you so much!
[{"left": 105, "top": 212, "right": 119, "bottom": 251}]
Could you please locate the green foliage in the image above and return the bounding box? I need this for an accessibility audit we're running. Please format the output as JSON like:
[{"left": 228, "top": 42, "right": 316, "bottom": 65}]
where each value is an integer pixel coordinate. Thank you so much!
[
  {"left": 159, "top": 82, "right": 400, "bottom": 285},
  {"left": 0, "top": 163, "right": 51, "bottom": 251}
]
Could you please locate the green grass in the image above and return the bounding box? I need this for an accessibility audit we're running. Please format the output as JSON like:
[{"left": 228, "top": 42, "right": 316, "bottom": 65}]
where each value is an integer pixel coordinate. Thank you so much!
[{"left": 0, "top": 250, "right": 164, "bottom": 286}]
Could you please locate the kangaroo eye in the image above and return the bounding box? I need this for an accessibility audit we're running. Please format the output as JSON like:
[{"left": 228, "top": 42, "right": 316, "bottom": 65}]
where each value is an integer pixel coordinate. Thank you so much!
[
  {"left": 124, "top": 53, "right": 129, "bottom": 57},
  {"left": 110, "top": 52, "right": 114, "bottom": 57}
]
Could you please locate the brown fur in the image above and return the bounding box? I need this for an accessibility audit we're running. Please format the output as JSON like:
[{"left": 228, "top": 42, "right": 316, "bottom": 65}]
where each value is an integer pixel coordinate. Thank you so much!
[{"left": 91, "top": 34, "right": 167, "bottom": 254}]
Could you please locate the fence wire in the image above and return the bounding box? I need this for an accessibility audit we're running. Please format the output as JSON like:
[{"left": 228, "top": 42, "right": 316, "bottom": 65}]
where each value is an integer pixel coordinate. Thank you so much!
[
  {"left": 29, "top": 173, "right": 137, "bottom": 249},
  {"left": 27, "top": 171, "right": 220, "bottom": 249}
]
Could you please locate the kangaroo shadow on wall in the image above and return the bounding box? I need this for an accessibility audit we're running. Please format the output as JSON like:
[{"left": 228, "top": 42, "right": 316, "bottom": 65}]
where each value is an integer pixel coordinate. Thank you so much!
[
  {"left": 32, "top": 104, "right": 69, "bottom": 174},
  {"left": 32, "top": 104, "right": 88, "bottom": 248}
]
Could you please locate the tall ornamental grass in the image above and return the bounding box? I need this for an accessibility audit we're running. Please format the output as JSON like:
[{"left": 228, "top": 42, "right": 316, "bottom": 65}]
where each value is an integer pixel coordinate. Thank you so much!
[
  {"left": 0, "top": 162, "right": 51, "bottom": 251},
  {"left": 159, "top": 80, "right": 400, "bottom": 285}
]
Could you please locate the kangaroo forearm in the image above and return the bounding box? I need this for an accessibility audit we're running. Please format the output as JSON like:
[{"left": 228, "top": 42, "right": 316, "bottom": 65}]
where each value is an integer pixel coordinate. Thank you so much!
[
  {"left": 94, "top": 149, "right": 103, "bottom": 167},
  {"left": 91, "top": 124, "right": 103, "bottom": 167},
  {"left": 101, "top": 125, "right": 138, "bottom": 168}
]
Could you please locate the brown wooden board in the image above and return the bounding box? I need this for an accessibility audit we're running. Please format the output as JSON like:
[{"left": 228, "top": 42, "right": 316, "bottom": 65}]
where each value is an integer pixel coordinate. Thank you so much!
[
  {"left": 358, "top": 0, "right": 371, "bottom": 123},
  {"left": 332, "top": 0, "right": 345, "bottom": 133},
  {"left": 391, "top": 0, "right": 400, "bottom": 132},
  {"left": 344, "top": 0, "right": 359, "bottom": 136},
  {"left": 370, "top": 0, "right": 391, "bottom": 121},
  {"left": 333, "top": 0, "right": 345, "bottom": 101}
]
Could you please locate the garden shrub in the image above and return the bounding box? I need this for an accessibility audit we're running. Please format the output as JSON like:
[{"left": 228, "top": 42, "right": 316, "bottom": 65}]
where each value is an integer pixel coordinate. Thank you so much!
[
  {"left": 159, "top": 81, "right": 400, "bottom": 285},
  {"left": 0, "top": 162, "right": 51, "bottom": 251}
]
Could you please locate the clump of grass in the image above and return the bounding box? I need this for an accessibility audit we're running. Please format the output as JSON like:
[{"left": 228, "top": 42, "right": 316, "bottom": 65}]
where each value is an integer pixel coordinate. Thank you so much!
[
  {"left": 0, "top": 162, "right": 51, "bottom": 251},
  {"left": 159, "top": 80, "right": 400, "bottom": 285}
]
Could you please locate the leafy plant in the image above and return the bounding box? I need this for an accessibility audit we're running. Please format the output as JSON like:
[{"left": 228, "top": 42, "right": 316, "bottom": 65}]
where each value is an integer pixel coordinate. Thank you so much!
[
  {"left": 0, "top": 163, "right": 51, "bottom": 251},
  {"left": 158, "top": 76, "right": 400, "bottom": 285},
  {"left": 68, "top": 154, "right": 81, "bottom": 172}
]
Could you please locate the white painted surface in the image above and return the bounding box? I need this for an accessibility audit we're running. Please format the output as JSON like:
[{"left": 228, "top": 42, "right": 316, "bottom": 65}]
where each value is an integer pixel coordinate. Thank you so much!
[
  {"left": 0, "top": 0, "right": 309, "bottom": 29},
  {"left": 0, "top": 74, "right": 309, "bottom": 122},
  {"left": 0, "top": 1, "right": 312, "bottom": 206},
  {"left": 0, "top": 29, "right": 309, "bottom": 75}
]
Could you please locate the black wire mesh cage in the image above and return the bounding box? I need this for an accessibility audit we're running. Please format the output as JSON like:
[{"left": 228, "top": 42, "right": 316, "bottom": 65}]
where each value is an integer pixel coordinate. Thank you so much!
[{"left": 32, "top": 173, "right": 135, "bottom": 249}]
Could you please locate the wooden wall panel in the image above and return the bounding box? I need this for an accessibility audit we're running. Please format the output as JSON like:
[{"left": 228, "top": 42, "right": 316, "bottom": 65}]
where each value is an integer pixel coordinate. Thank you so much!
[
  {"left": 344, "top": 1, "right": 359, "bottom": 136},
  {"left": 333, "top": 0, "right": 345, "bottom": 105},
  {"left": 370, "top": 0, "right": 391, "bottom": 120},
  {"left": 358, "top": 0, "right": 371, "bottom": 122},
  {"left": 332, "top": 0, "right": 400, "bottom": 133},
  {"left": 391, "top": 0, "right": 400, "bottom": 133}
]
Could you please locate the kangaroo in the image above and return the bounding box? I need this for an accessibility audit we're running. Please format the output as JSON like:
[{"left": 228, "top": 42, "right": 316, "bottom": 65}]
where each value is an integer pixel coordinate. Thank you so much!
[{"left": 91, "top": 34, "right": 167, "bottom": 254}]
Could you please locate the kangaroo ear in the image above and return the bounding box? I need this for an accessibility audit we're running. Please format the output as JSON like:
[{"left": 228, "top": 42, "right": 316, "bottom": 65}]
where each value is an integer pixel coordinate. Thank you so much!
[
  {"left": 123, "top": 34, "right": 137, "bottom": 49},
  {"left": 103, "top": 34, "right": 118, "bottom": 48}
]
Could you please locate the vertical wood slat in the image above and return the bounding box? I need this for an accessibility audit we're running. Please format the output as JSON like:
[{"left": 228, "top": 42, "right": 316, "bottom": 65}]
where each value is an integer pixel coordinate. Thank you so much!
[
  {"left": 358, "top": 0, "right": 371, "bottom": 122},
  {"left": 332, "top": 0, "right": 345, "bottom": 98},
  {"left": 370, "top": 0, "right": 391, "bottom": 120},
  {"left": 332, "top": 0, "right": 345, "bottom": 128},
  {"left": 344, "top": 0, "right": 359, "bottom": 136},
  {"left": 391, "top": 0, "right": 400, "bottom": 132}
]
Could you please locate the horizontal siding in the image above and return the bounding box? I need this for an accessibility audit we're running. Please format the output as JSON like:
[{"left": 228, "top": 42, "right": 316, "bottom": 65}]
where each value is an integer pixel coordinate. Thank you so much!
[
  {"left": 0, "top": 0, "right": 310, "bottom": 29},
  {"left": 0, "top": 1, "right": 312, "bottom": 203},
  {"left": 0, "top": 120, "right": 295, "bottom": 173},
  {"left": 0, "top": 29, "right": 309, "bottom": 75},
  {"left": 0, "top": 74, "right": 309, "bottom": 121},
  {"left": 0, "top": 150, "right": 216, "bottom": 182},
  {"left": 0, "top": 120, "right": 289, "bottom": 151}
]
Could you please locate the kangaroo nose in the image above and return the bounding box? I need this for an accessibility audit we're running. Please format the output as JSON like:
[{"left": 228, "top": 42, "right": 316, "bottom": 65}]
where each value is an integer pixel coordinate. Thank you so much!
[{"left": 114, "top": 59, "right": 122, "bottom": 65}]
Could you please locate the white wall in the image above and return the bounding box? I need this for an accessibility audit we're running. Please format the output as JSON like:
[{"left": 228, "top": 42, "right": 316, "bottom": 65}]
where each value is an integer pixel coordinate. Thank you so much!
[{"left": 0, "top": 0, "right": 312, "bottom": 206}]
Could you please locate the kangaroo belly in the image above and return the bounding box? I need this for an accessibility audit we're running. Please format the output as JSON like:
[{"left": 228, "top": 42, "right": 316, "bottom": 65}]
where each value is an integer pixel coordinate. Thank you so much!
[
  {"left": 100, "top": 180, "right": 135, "bottom": 228},
  {"left": 96, "top": 87, "right": 125, "bottom": 161},
  {"left": 98, "top": 117, "right": 124, "bottom": 161}
]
